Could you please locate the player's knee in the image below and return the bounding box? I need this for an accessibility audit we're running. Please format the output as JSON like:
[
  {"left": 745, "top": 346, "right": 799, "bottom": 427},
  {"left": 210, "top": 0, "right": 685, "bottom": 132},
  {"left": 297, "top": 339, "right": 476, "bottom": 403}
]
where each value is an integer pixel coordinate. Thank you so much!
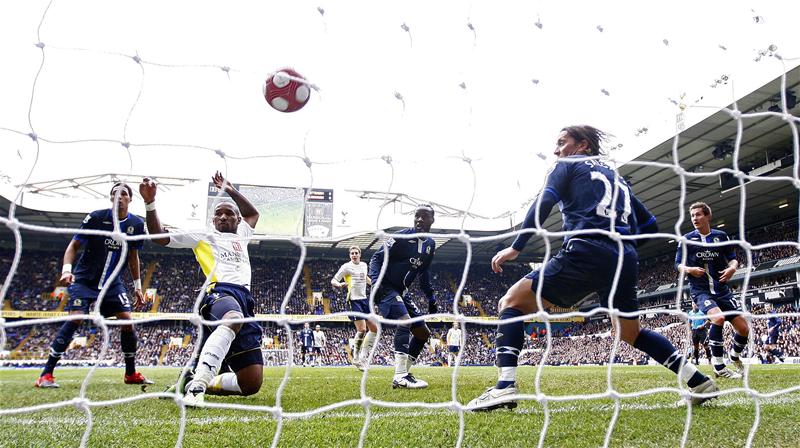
[
  {"left": 733, "top": 319, "right": 749, "bottom": 336},
  {"left": 221, "top": 311, "right": 244, "bottom": 333},
  {"left": 709, "top": 315, "right": 724, "bottom": 326},
  {"left": 240, "top": 381, "right": 261, "bottom": 396}
]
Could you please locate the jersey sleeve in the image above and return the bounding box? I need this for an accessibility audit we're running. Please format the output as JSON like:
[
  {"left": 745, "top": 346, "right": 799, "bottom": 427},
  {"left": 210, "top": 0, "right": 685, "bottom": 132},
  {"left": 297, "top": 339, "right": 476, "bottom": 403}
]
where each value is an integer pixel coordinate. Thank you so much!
[
  {"left": 333, "top": 264, "right": 347, "bottom": 282},
  {"left": 722, "top": 232, "right": 737, "bottom": 262},
  {"left": 630, "top": 193, "right": 658, "bottom": 235},
  {"left": 166, "top": 229, "right": 203, "bottom": 249},
  {"left": 368, "top": 237, "right": 395, "bottom": 284},
  {"left": 418, "top": 240, "right": 436, "bottom": 300},
  {"left": 674, "top": 239, "right": 684, "bottom": 270},
  {"left": 73, "top": 211, "right": 100, "bottom": 243},
  {"left": 511, "top": 162, "right": 569, "bottom": 252},
  {"left": 237, "top": 221, "right": 255, "bottom": 238}
]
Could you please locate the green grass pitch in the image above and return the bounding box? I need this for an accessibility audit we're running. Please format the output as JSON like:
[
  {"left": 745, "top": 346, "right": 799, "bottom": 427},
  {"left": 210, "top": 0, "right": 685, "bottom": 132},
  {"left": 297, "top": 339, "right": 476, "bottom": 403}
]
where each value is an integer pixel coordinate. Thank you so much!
[{"left": 1, "top": 365, "right": 799, "bottom": 447}]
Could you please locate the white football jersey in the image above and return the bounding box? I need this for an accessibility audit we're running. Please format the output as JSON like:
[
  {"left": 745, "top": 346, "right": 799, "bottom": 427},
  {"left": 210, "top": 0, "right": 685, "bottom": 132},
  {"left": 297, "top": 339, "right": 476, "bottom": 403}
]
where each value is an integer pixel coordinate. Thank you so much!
[
  {"left": 447, "top": 328, "right": 462, "bottom": 346},
  {"left": 333, "top": 261, "right": 368, "bottom": 300},
  {"left": 167, "top": 222, "right": 254, "bottom": 289},
  {"left": 313, "top": 330, "right": 326, "bottom": 347}
]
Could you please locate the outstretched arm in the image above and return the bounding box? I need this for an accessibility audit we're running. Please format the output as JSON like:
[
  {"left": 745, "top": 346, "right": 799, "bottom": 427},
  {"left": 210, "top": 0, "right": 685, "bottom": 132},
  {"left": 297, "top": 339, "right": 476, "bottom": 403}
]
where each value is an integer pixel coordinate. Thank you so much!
[
  {"left": 139, "top": 177, "right": 170, "bottom": 246},
  {"left": 212, "top": 171, "right": 259, "bottom": 229}
]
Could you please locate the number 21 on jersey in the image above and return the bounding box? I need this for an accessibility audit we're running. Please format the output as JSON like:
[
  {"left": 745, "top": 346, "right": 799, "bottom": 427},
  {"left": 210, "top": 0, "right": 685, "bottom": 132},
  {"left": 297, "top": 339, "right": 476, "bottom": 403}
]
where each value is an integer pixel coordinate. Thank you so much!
[{"left": 590, "top": 171, "right": 631, "bottom": 224}]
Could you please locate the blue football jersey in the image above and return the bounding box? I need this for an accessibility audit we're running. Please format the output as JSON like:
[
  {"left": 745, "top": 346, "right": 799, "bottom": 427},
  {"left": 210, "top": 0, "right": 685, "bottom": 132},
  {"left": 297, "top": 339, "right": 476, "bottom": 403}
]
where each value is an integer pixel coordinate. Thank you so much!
[
  {"left": 512, "top": 156, "right": 657, "bottom": 251},
  {"left": 299, "top": 328, "right": 314, "bottom": 347},
  {"left": 72, "top": 209, "right": 145, "bottom": 289},
  {"left": 368, "top": 228, "right": 435, "bottom": 299},
  {"left": 768, "top": 315, "right": 782, "bottom": 329},
  {"left": 675, "top": 229, "right": 737, "bottom": 296}
]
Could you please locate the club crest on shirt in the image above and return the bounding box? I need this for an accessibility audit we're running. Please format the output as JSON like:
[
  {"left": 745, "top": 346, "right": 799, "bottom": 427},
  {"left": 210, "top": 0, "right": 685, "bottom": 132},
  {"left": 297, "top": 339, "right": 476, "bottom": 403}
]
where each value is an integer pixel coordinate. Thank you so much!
[
  {"left": 713, "top": 237, "right": 720, "bottom": 243},
  {"left": 126, "top": 226, "right": 135, "bottom": 234},
  {"left": 232, "top": 241, "right": 242, "bottom": 251}
]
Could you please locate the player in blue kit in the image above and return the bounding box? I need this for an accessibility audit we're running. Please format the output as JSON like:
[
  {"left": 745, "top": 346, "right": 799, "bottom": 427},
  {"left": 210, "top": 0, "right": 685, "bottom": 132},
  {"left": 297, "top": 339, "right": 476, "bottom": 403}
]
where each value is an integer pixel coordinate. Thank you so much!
[
  {"left": 763, "top": 303, "right": 785, "bottom": 363},
  {"left": 35, "top": 183, "right": 153, "bottom": 388},
  {"left": 142, "top": 172, "right": 264, "bottom": 406},
  {"left": 369, "top": 205, "right": 437, "bottom": 389},
  {"left": 469, "top": 125, "right": 717, "bottom": 410},
  {"left": 688, "top": 301, "right": 711, "bottom": 365},
  {"left": 299, "top": 323, "right": 315, "bottom": 366},
  {"left": 675, "top": 202, "right": 749, "bottom": 378}
]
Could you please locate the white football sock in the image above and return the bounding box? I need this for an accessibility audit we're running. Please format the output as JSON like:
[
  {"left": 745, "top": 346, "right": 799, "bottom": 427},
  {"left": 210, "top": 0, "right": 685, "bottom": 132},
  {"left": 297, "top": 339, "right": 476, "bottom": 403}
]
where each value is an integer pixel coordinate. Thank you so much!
[
  {"left": 359, "top": 331, "right": 377, "bottom": 364},
  {"left": 207, "top": 372, "right": 241, "bottom": 395},
  {"left": 498, "top": 366, "right": 517, "bottom": 383},
  {"left": 394, "top": 352, "right": 409, "bottom": 379},
  {"left": 190, "top": 325, "right": 236, "bottom": 391}
]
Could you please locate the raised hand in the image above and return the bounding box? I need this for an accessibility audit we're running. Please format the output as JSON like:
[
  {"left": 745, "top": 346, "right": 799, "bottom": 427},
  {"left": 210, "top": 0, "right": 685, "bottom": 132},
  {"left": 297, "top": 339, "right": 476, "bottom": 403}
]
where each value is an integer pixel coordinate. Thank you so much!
[
  {"left": 212, "top": 171, "right": 230, "bottom": 192},
  {"left": 139, "top": 177, "right": 158, "bottom": 204}
]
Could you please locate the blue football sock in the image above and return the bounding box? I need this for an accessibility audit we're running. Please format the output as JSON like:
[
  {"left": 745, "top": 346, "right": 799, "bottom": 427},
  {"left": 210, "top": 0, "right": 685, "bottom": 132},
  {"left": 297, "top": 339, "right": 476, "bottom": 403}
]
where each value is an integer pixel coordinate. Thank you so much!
[
  {"left": 495, "top": 308, "right": 525, "bottom": 387},
  {"left": 708, "top": 324, "right": 725, "bottom": 370},
  {"left": 730, "top": 332, "right": 748, "bottom": 361},
  {"left": 394, "top": 326, "right": 411, "bottom": 355},
  {"left": 120, "top": 330, "right": 138, "bottom": 376},
  {"left": 633, "top": 328, "right": 707, "bottom": 388},
  {"left": 43, "top": 320, "right": 80, "bottom": 376},
  {"left": 408, "top": 334, "right": 426, "bottom": 360}
]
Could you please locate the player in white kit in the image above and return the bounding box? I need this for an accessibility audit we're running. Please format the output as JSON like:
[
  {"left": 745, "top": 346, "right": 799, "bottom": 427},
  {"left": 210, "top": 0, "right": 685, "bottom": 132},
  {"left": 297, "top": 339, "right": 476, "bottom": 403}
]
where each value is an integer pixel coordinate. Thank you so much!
[
  {"left": 332, "top": 246, "right": 377, "bottom": 370},
  {"left": 446, "top": 322, "right": 463, "bottom": 367}
]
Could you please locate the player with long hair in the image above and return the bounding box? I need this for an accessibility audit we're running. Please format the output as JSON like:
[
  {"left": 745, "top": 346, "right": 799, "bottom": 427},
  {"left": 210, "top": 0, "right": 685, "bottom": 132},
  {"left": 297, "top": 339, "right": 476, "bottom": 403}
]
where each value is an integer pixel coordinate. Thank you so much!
[{"left": 469, "top": 126, "right": 717, "bottom": 410}]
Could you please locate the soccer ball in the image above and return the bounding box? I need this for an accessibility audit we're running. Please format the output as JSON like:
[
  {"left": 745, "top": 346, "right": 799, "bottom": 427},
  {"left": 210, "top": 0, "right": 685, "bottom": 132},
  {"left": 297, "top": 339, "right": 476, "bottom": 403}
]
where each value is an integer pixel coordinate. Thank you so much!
[{"left": 264, "top": 68, "right": 311, "bottom": 113}]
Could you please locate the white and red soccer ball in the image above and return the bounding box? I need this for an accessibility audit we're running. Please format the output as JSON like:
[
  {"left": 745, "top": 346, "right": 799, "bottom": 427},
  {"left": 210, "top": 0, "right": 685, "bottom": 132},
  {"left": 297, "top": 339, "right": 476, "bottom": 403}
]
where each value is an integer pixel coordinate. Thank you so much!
[{"left": 264, "top": 68, "right": 310, "bottom": 113}]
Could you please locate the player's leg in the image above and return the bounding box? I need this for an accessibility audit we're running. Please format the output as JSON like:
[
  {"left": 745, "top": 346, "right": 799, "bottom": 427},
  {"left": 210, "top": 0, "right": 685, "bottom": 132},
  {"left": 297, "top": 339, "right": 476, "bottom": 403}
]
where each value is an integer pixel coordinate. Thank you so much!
[
  {"left": 406, "top": 321, "right": 430, "bottom": 373},
  {"left": 37, "top": 310, "right": 83, "bottom": 388},
  {"left": 208, "top": 345, "right": 264, "bottom": 396},
  {"left": 616, "top": 317, "right": 713, "bottom": 402},
  {"left": 351, "top": 306, "right": 367, "bottom": 364},
  {"left": 467, "top": 276, "right": 541, "bottom": 410},
  {"left": 100, "top": 288, "right": 153, "bottom": 385},
  {"left": 376, "top": 289, "right": 428, "bottom": 389},
  {"left": 115, "top": 315, "right": 154, "bottom": 385},
  {"left": 358, "top": 318, "right": 379, "bottom": 368},
  {"left": 698, "top": 298, "right": 737, "bottom": 377},
  {"left": 692, "top": 336, "right": 701, "bottom": 365},
  {"left": 766, "top": 327, "right": 785, "bottom": 362},
  {"left": 495, "top": 277, "right": 540, "bottom": 388},
  {"left": 728, "top": 314, "right": 750, "bottom": 372},
  {"left": 403, "top": 296, "right": 430, "bottom": 376},
  {"left": 185, "top": 293, "right": 245, "bottom": 405},
  {"left": 38, "top": 284, "right": 94, "bottom": 388}
]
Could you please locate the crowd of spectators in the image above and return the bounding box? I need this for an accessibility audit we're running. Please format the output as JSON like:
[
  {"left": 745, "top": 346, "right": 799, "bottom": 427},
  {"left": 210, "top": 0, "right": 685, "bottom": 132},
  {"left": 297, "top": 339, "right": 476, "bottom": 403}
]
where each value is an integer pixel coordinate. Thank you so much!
[
  {"left": 3, "top": 217, "right": 800, "bottom": 368},
  {"left": 4, "top": 302, "right": 800, "bottom": 367}
]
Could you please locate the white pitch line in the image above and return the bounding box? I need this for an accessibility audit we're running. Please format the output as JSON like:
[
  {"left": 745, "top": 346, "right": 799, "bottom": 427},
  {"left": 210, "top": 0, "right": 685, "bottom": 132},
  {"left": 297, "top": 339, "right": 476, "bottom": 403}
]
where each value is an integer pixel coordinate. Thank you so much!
[{"left": 1, "top": 393, "right": 798, "bottom": 426}]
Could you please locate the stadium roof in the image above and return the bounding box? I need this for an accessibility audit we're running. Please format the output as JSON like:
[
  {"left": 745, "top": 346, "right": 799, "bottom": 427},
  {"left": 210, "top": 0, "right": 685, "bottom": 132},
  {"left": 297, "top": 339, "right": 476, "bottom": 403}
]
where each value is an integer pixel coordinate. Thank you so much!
[{"left": 3, "top": 66, "right": 799, "bottom": 263}]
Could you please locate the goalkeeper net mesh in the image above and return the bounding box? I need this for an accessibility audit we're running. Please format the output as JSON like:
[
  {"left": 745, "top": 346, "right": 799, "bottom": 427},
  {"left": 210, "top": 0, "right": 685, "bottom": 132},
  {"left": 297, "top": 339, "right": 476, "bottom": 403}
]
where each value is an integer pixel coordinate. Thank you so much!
[{"left": 1, "top": 2, "right": 799, "bottom": 447}]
